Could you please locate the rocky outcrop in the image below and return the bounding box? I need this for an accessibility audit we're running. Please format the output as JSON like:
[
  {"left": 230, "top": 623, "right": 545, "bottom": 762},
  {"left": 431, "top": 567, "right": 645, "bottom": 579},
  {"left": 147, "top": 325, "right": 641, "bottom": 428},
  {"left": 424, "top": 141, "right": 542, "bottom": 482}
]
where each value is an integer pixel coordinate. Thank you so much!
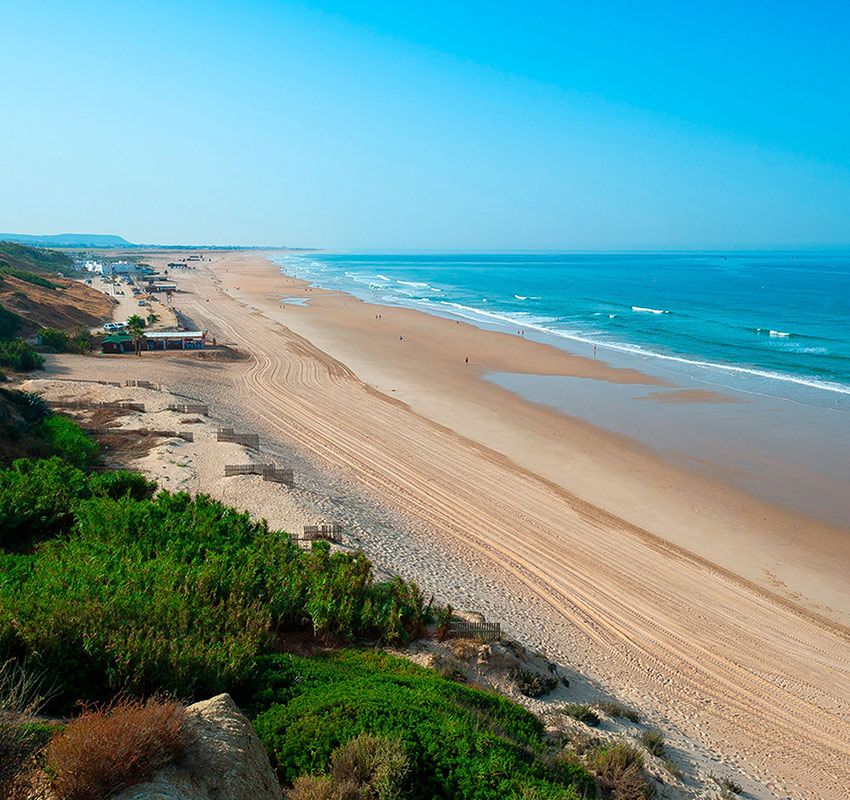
[{"left": 113, "top": 694, "right": 281, "bottom": 800}]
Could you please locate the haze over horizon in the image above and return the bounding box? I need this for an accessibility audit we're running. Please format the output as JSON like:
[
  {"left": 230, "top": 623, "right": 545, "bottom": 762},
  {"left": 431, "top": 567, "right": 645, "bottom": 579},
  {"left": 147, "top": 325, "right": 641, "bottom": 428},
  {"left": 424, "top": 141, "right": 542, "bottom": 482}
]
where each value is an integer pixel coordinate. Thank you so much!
[{"left": 3, "top": 1, "right": 849, "bottom": 250}]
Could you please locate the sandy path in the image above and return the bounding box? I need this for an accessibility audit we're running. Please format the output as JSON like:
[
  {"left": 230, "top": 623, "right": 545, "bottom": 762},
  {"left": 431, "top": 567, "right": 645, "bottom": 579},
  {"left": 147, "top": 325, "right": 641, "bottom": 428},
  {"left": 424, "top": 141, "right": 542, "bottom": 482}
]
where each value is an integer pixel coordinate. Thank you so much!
[{"left": 146, "top": 258, "right": 850, "bottom": 799}]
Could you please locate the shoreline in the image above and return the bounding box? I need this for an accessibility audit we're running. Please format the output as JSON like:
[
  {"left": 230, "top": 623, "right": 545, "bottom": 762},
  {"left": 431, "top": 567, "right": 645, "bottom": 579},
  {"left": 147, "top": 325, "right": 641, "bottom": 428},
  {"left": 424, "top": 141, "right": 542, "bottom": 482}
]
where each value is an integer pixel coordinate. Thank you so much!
[
  {"left": 53, "top": 248, "right": 850, "bottom": 799},
  {"left": 223, "top": 252, "right": 850, "bottom": 625}
]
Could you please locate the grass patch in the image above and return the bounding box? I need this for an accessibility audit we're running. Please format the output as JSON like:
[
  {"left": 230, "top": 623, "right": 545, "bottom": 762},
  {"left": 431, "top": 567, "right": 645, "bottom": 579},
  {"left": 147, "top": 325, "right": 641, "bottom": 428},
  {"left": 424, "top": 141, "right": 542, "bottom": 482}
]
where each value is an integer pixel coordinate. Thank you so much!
[
  {"left": 639, "top": 730, "right": 665, "bottom": 757},
  {"left": 562, "top": 704, "right": 600, "bottom": 727},
  {"left": 510, "top": 667, "right": 558, "bottom": 698},
  {"left": 588, "top": 742, "right": 654, "bottom": 800},
  {"left": 595, "top": 700, "right": 642, "bottom": 724}
]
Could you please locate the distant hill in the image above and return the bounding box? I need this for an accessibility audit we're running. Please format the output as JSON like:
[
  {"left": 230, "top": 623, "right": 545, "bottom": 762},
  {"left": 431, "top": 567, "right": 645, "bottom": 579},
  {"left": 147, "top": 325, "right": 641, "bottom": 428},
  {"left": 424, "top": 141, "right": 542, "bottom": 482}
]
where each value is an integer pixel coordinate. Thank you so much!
[{"left": 0, "top": 233, "right": 134, "bottom": 248}]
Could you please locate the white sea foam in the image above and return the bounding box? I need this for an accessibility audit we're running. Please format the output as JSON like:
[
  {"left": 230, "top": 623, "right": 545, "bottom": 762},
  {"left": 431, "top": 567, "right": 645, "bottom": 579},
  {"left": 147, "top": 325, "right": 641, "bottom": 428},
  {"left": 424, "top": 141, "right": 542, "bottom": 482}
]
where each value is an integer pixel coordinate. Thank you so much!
[
  {"left": 437, "top": 302, "right": 850, "bottom": 397},
  {"left": 632, "top": 306, "right": 669, "bottom": 315},
  {"left": 514, "top": 295, "right": 528, "bottom": 300},
  {"left": 769, "top": 330, "right": 791, "bottom": 338},
  {"left": 397, "top": 280, "right": 429, "bottom": 288}
]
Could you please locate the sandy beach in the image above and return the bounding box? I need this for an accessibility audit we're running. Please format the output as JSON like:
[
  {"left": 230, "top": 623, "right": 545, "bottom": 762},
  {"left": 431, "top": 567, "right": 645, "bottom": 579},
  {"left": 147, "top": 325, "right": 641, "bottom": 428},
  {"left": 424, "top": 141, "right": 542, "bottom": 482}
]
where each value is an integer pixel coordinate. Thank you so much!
[{"left": 45, "top": 250, "right": 850, "bottom": 799}]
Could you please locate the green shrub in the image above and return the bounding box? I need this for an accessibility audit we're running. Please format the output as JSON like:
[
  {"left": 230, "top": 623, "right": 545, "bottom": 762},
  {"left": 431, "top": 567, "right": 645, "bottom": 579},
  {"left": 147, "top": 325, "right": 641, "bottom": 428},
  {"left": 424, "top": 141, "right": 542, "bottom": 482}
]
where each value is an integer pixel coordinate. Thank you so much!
[
  {"left": 562, "top": 704, "right": 599, "bottom": 727},
  {"left": 0, "top": 306, "right": 22, "bottom": 340},
  {"left": 588, "top": 742, "right": 653, "bottom": 799},
  {"left": 252, "top": 650, "right": 595, "bottom": 800},
  {"left": 595, "top": 701, "right": 641, "bottom": 724},
  {"left": 325, "top": 732, "right": 410, "bottom": 800},
  {"left": 639, "top": 730, "right": 664, "bottom": 757},
  {"left": 88, "top": 470, "right": 157, "bottom": 501},
  {"left": 31, "top": 415, "right": 99, "bottom": 468},
  {"left": 716, "top": 775, "right": 742, "bottom": 795},
  {"left": 38, "top": 327, "right": 69, "bottom": 351},
  {"left": 0, "top": 457, "right": 89, "bottom": 550},
  {"left": 0, "top": 339, "right": 44, "bottom": 371},
  {"left": 0, "top": 486, "right": 428, "bottom": 708},
  {"left": 510, "top": 668, "right": 557, "bottom": 698}
]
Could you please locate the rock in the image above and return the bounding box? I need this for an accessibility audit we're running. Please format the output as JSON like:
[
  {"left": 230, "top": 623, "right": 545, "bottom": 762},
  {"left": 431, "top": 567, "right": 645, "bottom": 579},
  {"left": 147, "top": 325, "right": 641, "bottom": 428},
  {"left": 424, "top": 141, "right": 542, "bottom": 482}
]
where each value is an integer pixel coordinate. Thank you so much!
[{"left": 113, "top": 694, "right": 281, "bottom": 800}]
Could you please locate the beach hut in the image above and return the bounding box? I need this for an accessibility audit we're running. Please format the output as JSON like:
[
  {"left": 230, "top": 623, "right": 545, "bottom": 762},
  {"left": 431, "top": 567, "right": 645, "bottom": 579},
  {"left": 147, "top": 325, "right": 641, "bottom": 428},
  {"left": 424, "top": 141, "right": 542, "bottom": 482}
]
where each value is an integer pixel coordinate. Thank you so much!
[
  {"left": 101, "top": 332, "right": 134, "bottom": 354},
  {"left": 143, "top": 330, "right": 207, "bottom": 351}
]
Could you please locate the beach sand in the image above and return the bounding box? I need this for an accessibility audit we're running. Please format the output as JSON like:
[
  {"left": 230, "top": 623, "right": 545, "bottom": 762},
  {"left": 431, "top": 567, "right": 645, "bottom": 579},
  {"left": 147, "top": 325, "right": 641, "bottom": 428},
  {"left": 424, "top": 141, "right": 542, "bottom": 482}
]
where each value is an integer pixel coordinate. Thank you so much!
[{"left": 46, "top": 250, "right": 850, "bottom": 799}]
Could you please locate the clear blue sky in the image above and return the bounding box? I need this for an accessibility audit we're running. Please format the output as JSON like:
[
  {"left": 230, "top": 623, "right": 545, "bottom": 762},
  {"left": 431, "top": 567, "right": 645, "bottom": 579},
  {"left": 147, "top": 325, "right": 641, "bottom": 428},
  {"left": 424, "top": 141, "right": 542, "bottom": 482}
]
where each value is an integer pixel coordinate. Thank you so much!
[{"left": 2, "top": 1, "right": 849, "bottom": 249}]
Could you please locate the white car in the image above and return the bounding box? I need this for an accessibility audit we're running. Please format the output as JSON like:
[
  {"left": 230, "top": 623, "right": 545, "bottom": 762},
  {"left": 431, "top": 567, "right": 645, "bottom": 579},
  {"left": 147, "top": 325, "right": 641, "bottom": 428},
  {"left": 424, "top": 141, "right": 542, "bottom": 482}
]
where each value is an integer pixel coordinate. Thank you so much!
[{"left": 103, "top": 322, "right": 126, "bottom": 332}]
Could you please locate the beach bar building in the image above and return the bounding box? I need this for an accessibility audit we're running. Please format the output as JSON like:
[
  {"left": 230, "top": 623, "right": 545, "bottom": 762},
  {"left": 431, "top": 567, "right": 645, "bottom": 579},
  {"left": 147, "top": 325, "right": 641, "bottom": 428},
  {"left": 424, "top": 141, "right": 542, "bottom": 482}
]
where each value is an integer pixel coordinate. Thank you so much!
[
  {"left": 143, "top": 330, "right": 206, "bottom": 351},
  {"left": 101, "top": 332, "right": 134, "bottom": 354}
]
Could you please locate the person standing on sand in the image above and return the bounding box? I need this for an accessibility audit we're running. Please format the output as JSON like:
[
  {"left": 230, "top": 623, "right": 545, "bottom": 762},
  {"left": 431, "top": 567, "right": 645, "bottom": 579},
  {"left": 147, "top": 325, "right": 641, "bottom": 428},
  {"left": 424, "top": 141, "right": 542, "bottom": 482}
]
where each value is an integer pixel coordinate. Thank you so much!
[{"left": 465, "top": 356, "right": 469, "bottom": 363}]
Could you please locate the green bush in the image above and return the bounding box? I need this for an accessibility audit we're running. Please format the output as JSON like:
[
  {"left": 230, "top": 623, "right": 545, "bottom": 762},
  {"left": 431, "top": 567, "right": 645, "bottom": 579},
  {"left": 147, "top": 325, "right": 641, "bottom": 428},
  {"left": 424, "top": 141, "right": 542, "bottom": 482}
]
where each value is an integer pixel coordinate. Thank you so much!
[
  {"left": 0, "top": 457, "right": 89, "bottom": 550},
  {"left": 639, "top": 730, "right": 664, "bottom": 757},
  {"left": 595, "top": 701, "right": 641, "bottom": 724},
  {"left": 88, "top": 470, "right": 157, "bottom": 501},
  {"left": 0, "top": 483, "right": 428, "bottom": 708},
  {"left": 0, "top": 339, "right": 44, "bottom": 371},
  {"left": 38, "top": 327, "right": 69, "bottom": 351},
  {"left": 31, "top": 416, "right": 99, "bottom": 468},
  {"left": 251, "top": 650, "right": 595, "bottom": 800},
  {"left": 588, "top": 743, "right": 652, "bottom": 800},
  {"left": 0, "top": 306, "right": 22, "bottom": 340},
  {"left": 511, "top": 668, "right": 557, "bottom": 698},
  {"left": 290, "top": 733, "right": 410, "bottom": 800},
  {"left": 562, "top": 705, "right": 599, "bottom": 727}
]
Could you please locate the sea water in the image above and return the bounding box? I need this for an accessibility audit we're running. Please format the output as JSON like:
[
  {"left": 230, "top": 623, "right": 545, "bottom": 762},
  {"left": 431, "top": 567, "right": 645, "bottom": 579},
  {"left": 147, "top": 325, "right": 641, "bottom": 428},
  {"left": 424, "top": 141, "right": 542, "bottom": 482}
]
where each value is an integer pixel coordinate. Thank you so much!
[
  {"left": 274, "top": 251, "right": 850, "bottom": 402},
  {"left": 272, "top": 251, "right": 850, "bottom": 524}
]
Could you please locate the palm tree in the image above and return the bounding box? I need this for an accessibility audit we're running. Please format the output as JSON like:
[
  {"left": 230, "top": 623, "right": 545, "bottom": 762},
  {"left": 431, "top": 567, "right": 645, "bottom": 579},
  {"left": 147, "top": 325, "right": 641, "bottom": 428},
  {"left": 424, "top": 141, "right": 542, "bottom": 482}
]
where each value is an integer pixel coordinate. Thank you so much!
[
  {"left": 125, "top": 314, "right": 146, "bottom": 356},
  {"left": 146, "top": 312, "right": 159, "bottom": 327}
]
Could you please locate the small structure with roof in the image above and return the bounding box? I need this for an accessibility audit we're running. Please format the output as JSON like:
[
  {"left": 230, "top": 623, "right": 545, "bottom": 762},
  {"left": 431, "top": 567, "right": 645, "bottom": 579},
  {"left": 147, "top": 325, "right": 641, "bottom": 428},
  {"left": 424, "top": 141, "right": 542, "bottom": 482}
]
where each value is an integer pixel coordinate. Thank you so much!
[
  {"left": 143, "top": 330, "right": 206, "bottom": 351},
  {"left": 101, "top": 332, "right": 134, "bottom": 354}
]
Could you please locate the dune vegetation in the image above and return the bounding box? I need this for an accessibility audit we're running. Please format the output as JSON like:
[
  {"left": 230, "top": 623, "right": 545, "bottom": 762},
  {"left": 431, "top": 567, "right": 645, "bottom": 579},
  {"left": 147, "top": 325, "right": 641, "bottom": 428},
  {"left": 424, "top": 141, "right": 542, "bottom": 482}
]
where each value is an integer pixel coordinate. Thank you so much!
[{"left": 0, "top": 389, "right": 600, "bottom": 798}]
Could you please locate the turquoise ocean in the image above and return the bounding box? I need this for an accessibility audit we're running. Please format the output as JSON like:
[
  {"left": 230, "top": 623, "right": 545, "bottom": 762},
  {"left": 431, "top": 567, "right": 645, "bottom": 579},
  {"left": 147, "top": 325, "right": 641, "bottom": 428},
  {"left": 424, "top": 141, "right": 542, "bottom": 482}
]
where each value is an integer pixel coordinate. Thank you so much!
[{"left": 274, "top": 251, "right": 850, "bottom": 402}]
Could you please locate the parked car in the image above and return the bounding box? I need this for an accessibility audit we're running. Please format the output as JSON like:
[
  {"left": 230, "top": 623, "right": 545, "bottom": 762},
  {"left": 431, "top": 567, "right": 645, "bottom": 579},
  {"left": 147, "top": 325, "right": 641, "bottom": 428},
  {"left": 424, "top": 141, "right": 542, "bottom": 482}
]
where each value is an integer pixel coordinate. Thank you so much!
[{"left": 103, "top": 322, "right": 126, "bottom": 331}]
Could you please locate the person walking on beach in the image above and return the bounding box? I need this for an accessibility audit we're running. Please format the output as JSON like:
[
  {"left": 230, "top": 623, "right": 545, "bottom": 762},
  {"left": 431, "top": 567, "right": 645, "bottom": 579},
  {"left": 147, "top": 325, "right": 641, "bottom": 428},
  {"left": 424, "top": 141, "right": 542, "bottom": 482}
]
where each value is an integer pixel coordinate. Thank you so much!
[{"left": 465, "top": 356, "right": 469, "bottom": 363}]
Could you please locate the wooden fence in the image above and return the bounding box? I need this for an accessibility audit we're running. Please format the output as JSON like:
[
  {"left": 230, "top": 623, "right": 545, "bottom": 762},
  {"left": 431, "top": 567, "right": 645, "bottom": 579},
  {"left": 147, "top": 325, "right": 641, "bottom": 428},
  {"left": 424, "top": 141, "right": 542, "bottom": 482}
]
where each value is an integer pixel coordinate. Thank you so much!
[
  {"left": 166, "top": 402, "right": 209, "bottom": 415},
  {"left": 88, "top": 427, "right": 193, "bottom": 442},
  {"left": 216, "top": 428, "right": 260, "bottom": 449},
  {"left": 125, "top": 380, "right": 161, "bottom": 390},
  {"left": 50, "top": 400, "right": 145, "bottom": 412},
  {"left": 224, "top": 463, "right": 294, "bottom": 486},
  {"left": 302, "top": 523, "right": 342, "bottom": 542},
  {"left": 448, "top": 619, "right": 501, "bottom": 642},
  {"left": 112, "top": 401, "right": 146, "bottom": 412}
]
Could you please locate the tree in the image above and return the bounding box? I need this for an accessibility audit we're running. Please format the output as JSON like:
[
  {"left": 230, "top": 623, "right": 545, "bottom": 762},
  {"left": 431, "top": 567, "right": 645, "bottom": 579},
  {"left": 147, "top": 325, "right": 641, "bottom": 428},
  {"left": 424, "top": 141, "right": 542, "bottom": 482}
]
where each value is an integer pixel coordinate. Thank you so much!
[
  {"left": 145, "top": 312, "right": 159, "bottom": 327},
  {"left": 125, "top": 314, "right": 146, "bottom": 356}
]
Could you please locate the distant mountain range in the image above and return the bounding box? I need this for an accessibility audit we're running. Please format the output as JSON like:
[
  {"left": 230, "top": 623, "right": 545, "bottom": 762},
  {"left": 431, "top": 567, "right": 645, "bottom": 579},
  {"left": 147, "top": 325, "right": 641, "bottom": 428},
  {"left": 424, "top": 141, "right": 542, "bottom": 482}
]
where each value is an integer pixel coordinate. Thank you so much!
[{"left": 0, "top": 233, "right": 135, "bottom": 248}]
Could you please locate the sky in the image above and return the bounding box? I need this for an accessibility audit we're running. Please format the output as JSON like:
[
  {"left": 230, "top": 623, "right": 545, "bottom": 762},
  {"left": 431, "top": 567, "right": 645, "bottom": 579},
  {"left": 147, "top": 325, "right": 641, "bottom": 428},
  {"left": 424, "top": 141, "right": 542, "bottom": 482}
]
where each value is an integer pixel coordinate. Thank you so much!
[{"left": 1, "top": 0, "right": 849, "bottom": 250}]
